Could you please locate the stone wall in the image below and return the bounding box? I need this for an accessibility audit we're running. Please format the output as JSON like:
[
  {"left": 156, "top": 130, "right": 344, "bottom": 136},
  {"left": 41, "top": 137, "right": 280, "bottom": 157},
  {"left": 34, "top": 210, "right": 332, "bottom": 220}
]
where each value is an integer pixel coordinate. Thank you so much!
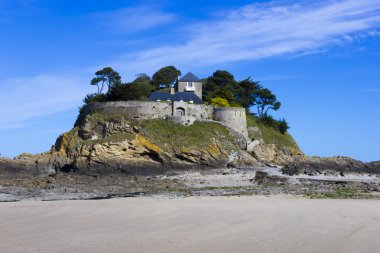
[
  {"left": 166, "top": 116, "right": 196, "bottom": 126},
  {"left": 172, "top": 101, "right": 213, "bottom": 119},
  {"left": 84, "top": 101, "right": 172, "bottom": 120},
  {"left": 82, "top": 101, "right": 248, "bottom": 139},
  {"left": 213, "top": 107, "right": 248, "bottom": 138}
]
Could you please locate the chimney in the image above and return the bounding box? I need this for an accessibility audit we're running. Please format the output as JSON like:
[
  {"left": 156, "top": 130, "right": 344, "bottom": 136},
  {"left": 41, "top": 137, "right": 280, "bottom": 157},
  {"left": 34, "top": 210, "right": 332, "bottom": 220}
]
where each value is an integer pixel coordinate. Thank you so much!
[{"left": 170, "top": 87, "right": 175, "bottom": 94}]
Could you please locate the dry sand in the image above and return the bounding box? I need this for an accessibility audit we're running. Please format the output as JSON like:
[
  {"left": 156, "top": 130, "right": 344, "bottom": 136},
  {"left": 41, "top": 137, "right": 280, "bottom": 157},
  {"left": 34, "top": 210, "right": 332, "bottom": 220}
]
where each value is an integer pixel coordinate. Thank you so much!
[{"left": 0, "top": 196, "right": 379, "bottom": 253}]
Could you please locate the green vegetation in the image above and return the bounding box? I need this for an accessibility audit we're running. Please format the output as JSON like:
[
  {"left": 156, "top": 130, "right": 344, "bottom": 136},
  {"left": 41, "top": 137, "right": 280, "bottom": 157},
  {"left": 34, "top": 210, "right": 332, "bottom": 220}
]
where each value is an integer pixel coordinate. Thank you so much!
[
  {"left": 305, "top": 188, "right": 379, "bottom": 199},
  {"left": 202, "top": 71, "right": 280, "bottom": 116},
  {"left": 91, "top": 67, "right": 122, "bottom": 94},
  {"left": 137, "top": 119, "right": 239, "bottom": 150},
  {"left": 210, "top": 97, "right": 230, "bottom": 107},
  {"left": 87, "top": 112, "right": 125, "bottom": 122},
  {"left": 152, "top": 66, "right": 181, "bottom": 90},
  {"left": 247, "top": 114, "right": 300, "bottom": 152}
]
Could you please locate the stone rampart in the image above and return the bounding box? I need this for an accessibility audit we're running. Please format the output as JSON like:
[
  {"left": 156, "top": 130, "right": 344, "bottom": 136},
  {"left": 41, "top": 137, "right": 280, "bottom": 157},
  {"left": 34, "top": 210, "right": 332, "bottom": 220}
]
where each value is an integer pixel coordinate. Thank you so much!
[
  {"left": 82, "top": 101, "right": 248, "bottom": 140},
  {"left": 83, "top": 101, "right": 172, "bottom": 120},
  {"left": 172, "top": 101, "right": 213, "bottom": 119},
  {"left": 213, "top": 107, "right": 248, "bottom": 138}
]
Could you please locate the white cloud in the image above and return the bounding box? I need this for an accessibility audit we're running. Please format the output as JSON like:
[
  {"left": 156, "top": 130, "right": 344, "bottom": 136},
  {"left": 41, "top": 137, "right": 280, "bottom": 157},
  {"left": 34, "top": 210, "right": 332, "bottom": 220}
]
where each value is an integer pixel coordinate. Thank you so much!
[
  {"left": 0, "top": 74, "right": 91, "bottom": 131},
  {"left": 102, "top": 6, "right": 176, "bottom": 34},
  {"left": 1, "top": 0, "right": 379, "bottom": 131},
  {"left": 112, "top": 0, "right": 380, "bottom": 76}
]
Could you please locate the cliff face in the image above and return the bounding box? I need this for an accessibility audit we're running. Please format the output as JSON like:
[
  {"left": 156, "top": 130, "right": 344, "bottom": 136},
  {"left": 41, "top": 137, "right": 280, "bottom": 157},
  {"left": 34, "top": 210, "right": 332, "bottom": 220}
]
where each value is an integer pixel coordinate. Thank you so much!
[
  {"left": 0, "top": 112, "right": 307, "bottom": 178},
  {"left": 46, "top": 113, "right": 258, "bottom": 175},
  {"left": 246, "top": 126, "right": 303, "bottom": 166}
]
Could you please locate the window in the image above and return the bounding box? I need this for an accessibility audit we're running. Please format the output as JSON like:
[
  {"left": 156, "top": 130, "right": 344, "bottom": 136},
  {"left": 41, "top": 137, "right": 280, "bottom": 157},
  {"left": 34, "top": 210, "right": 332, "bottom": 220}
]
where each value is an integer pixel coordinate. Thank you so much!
[{"left": 186, "top": 82, "right": 195, "bottom": 91}]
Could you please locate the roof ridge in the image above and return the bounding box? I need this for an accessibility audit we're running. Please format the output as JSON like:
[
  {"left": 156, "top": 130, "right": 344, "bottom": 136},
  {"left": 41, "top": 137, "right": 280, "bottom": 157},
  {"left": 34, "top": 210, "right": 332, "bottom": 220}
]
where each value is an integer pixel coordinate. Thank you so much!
[{"left": 178, "top": 72, "right": 201, "bottom": 82}]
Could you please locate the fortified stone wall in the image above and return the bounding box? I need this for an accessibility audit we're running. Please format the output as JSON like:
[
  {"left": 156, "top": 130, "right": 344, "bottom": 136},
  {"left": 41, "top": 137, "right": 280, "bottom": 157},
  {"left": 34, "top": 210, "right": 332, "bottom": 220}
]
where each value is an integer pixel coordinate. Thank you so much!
[
  {"left": 83, "top": 101, "right": 172, "bottom": 120},
  {"left": 82, "top": 101, "right": 248, "bottom": 139},
  {"left": 213, "top": 107, "right": 248, "bottom": 138},
  {"left": 172, "top": 101, "right": 213, "bottom": 119}
]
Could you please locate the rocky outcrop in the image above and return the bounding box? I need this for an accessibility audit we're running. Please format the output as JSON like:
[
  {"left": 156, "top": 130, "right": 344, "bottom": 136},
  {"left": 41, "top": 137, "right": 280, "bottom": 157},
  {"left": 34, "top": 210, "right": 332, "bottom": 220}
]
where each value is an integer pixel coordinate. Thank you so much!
[
  {"left": 1, "top": 113, "right": 263, "bottom": 178},
  {"left": 250, "top": 143, "right": 300, "bottom": 166},
  {"left": 0, "top": 112, "right": 307, "bottom": 179},
  {"left": 246, "top": 126, "right": 303, "bottom": 166},
  {"left": 227, "top": 151, "right": 261, "bottom": 168},
  {"left": 282, "top": 156, "right": 380, "bottom": 176},
  {"left": 0, "top": 153, "right": 70, "bottom": 179},
  {"left": 367, "top": 161, "right": 380, "bottom": 171}
]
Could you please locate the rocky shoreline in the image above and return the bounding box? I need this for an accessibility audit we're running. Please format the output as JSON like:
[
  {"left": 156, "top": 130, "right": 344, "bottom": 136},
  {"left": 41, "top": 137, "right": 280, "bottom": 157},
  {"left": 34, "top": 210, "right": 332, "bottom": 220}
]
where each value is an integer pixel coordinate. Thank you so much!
[
  {"left": 1, "top": 112, "right": 379, "bottom": 201},
  {"left": 1, "top": 165, "right": 379, "bottom": 202}
]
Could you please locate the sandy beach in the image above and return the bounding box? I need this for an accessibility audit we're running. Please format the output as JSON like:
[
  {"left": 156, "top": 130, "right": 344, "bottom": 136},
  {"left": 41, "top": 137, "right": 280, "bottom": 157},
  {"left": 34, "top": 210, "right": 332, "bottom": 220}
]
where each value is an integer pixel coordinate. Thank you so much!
[{"left": 0, "top": 196, "right": 379, "bottom": 253}]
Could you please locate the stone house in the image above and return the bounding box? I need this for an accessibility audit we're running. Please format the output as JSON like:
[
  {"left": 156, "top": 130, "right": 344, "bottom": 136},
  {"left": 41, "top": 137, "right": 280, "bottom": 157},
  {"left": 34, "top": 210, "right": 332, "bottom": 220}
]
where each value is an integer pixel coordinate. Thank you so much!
[
  {"left": 177, "top": 72, "right": 202, "bottom": 99},
  {"left": 148, "top": 72, "right": 203, "bottom": 104}
]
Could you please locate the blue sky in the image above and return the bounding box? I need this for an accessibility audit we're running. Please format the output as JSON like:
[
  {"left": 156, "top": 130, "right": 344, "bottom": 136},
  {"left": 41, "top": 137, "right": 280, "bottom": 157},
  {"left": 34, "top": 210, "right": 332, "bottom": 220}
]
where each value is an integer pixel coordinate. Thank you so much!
[{"left": 0, "top": 0, "right": 379, "bottom": 161}]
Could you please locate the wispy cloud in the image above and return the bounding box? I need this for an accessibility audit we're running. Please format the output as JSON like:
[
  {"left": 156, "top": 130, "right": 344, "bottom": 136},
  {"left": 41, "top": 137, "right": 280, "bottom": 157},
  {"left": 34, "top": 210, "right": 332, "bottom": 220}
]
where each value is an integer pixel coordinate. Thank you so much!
[
  {"left": 113, "top": 0, "right": 380, "bottom": 76},
  {"left": 0, "top": 74, "right": 91, "bottom": 131},
  {"left": 101, "top": 6, "right": 176, "bottom": 34}
]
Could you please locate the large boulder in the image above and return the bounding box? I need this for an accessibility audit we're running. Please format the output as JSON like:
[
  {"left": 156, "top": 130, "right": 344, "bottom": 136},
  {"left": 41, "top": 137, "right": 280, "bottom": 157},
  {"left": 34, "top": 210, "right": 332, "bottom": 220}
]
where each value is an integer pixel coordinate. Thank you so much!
[{"left": 251, "top": 143, "right": 302, "bottom": 166}]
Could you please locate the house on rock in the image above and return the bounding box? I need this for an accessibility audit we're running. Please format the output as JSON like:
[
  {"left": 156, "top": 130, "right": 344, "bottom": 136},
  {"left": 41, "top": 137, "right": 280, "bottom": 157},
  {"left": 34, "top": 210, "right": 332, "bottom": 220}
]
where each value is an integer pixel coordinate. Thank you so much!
[
  {"left": 148, "top": 72, "right": 203, "bottom": 105},
  {"left": 83, "top": 72, "right": 257, "bottom": 150}
]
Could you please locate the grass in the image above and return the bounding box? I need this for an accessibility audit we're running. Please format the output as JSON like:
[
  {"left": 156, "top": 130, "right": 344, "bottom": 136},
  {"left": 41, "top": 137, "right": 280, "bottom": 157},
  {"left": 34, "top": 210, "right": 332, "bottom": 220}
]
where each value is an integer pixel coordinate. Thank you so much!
[
  {"left": 88, "top": 112, "right": 125, "bottom": 122},
  {"left": 137, "top": 119, "right": 239, "bottom": 151},
  {"left": 246, "top": 114, "right": 301, "bottom": 152}
]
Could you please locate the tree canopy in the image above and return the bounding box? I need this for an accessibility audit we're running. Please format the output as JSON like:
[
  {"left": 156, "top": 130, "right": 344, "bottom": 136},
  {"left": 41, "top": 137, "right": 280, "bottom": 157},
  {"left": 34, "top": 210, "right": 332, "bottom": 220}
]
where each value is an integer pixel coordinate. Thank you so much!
[
  {"left": 107, "top": 75, "right": 155, "bottom": 101},
  {"left": 234, "top": 78, "right": 261, "bottom": 109},
  {"left": 256, "top": 88, "right": 281, "bottom": 117},
  {"left": 152, "top": 66, "right": 181, "bottom": 89},
  {"left": 90, "top": 67, "right": 121, "bottom": 94},
  {"left": 203, "top": 70, "right": 280, "bottom": 116}
]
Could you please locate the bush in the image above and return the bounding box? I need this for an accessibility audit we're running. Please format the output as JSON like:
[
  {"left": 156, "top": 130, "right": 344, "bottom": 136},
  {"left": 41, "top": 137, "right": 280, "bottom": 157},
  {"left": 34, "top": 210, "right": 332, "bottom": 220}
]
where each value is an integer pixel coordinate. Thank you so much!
[
  {"left": 277, "top": 118, "right": 289, "bottom": 134},
  {"left": 74, "top": 106, "right": 86, "bottom": 127},
  {"left": 256, "top": 114, "right": 289, "bottom": 134},
  {"left": 210, "top": 97, "right": 230, "bottom": 107},
  {"left": 257, "top": 114, "right": 276, "bottom": 127},
  {"left": 83, "top": 93, "right": 106, "bottom": 104}
]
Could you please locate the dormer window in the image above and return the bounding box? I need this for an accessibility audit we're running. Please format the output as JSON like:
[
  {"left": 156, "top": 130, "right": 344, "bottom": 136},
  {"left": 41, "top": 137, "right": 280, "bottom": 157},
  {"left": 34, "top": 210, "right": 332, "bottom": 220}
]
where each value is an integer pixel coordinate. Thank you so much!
[{"left": 186, "top": 82, "right": 195, "bottom": 91}]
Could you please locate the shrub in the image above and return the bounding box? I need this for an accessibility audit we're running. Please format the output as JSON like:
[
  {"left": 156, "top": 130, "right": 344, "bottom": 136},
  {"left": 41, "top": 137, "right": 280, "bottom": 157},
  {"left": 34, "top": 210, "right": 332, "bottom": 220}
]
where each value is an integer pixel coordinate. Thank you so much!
[
  {"left": 256, "top": 114, "right": 289, "bottom": 134},
  {"left": 83, "top": 93, "right": 106, "bottom": 104},
  {"left": 277, "top": 118, "right": 289, "bottom": 134},
  {"left": 257, "top": 114, "right": 276, "bottom": 127},
  {"left": 210, "top": 97, "right": 230, "bottom": 107},
  {"left": 74, "top": 106, "right": 86, "bottom": 127}
]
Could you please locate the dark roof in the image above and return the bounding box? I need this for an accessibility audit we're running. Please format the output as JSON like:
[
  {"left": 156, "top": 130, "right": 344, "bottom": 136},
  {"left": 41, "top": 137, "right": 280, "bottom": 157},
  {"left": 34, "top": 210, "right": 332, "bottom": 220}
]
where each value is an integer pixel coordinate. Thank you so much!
[
  {"left": 178, "top": 72, "right": 201, "bottom": 82},
  {"left": 149, "top": 92, "right": 203, "bottom": 104}
]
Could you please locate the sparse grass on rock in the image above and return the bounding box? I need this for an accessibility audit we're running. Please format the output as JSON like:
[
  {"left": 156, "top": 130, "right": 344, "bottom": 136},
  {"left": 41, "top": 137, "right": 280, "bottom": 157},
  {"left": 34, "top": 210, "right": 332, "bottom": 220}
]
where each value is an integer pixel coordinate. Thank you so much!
[
  {"left": 246, "top": 114, "right": 301, "bottom": 153},
  {"left": 138, "top": 119, "right": 239, "bottom": 151}
]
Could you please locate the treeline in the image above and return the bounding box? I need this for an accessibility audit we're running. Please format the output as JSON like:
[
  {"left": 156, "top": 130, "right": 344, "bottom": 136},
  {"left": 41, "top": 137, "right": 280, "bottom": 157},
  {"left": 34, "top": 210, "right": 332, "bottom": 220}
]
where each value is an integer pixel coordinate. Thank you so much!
[{"left": 80, "top": 66, "right": 289, "bottom": 133}]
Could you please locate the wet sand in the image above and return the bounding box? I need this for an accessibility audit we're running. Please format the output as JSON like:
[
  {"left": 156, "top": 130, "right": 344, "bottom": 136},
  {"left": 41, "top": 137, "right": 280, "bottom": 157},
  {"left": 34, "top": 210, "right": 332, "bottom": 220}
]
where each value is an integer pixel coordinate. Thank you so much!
[{"left": 0, "top": 196, "right": 379, "bottom": 253}]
